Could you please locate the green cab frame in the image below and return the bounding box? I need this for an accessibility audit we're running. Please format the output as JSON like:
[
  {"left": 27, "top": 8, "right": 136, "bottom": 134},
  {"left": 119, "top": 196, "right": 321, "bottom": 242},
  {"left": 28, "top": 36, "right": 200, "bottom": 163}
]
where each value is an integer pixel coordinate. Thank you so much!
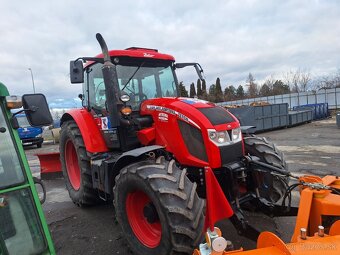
[{"left": 0, "top": 82, "right": 55, "bottom": 255}]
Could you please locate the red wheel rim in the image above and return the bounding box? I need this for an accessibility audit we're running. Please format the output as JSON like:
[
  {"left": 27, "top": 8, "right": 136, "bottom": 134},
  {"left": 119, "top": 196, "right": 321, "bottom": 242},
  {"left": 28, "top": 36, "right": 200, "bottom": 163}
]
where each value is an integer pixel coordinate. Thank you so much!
[
  {"left": 126, "top": 191, "right": 162, "bottom": 248},
  {"left": 65, "top": 140, "right": 81, "bottom": 190}
]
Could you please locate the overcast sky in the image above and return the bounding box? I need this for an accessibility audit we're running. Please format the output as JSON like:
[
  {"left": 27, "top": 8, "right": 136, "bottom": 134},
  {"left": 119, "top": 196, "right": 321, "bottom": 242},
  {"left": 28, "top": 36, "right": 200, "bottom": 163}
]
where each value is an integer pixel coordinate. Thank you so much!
[{"left": 1, "top": 0, "right": 339, "bottom": 108}]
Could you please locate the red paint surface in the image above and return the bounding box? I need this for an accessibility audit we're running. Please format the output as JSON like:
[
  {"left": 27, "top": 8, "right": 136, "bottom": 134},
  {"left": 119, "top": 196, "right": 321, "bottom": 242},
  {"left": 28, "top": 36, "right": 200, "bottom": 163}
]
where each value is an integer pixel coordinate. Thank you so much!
[{"left": 62, "top": 109, "right": 108, "bottom": 153}]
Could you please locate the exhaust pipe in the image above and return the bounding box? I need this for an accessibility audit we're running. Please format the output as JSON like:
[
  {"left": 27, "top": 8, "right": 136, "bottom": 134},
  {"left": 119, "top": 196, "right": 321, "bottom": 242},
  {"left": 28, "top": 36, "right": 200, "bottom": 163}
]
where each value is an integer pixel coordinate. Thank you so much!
[{"left": 95, "top": 33, "right": 120, "bottom": 128}]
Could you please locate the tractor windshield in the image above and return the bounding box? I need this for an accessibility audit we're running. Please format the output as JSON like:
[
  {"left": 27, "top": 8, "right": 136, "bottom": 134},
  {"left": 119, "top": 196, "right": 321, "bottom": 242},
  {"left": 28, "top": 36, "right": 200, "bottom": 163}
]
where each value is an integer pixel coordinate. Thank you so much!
[
  {"left": 86, "top": 59, "right": 177, "bottom": 111},
  {"left": 117, "top": 64, "right": 177, "bottom": 109}
]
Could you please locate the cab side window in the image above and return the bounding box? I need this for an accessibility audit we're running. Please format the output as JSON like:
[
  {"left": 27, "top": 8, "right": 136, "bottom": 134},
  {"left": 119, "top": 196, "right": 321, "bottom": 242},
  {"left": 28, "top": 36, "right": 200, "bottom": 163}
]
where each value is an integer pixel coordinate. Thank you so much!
[
  {"left": 0, "top": 107, "right": 25, "bottom": 189},
  {"left": 87, "top": 63, "right": 106, "bottom": 109}
]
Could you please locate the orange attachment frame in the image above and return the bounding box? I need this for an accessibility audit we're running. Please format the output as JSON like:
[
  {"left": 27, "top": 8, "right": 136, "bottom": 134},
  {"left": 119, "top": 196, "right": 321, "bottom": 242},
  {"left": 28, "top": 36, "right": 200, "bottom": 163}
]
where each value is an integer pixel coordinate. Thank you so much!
[
  {"left": 193, "top": 175, "right": 340, "bottom": 255},
  {"left": 292, "top": 175, "right": 340, "bottom": 242}
]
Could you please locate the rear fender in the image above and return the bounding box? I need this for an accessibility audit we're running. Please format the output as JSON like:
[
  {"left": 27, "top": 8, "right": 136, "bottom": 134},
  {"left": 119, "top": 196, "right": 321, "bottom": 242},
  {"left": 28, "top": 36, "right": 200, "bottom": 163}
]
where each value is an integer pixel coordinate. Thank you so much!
[{"left": 61, "top": 109, "right": 108, "bottom": 153}]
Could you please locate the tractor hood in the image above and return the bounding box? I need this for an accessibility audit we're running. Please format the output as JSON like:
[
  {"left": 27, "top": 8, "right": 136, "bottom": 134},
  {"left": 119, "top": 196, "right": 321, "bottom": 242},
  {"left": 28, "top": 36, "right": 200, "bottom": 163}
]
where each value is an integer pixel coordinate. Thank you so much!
[
  {"left": 139, "top": 97, "right": 242, "bottom": 168},
  {"left": 140, "top": 97, "right": 240, "bottom": 131}
]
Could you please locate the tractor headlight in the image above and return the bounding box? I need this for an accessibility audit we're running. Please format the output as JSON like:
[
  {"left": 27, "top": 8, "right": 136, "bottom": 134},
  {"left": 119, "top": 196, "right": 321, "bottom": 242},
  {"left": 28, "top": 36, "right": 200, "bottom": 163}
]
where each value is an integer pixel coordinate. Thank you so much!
[
  {"left": 208, "top": 128, "right": 241, "bottom": 146},
  {"left": 232, "top": 128, "right": 241, "bottom": 142},
  {"left": 217, "top": 131, "right": 227, "bottom": 143},
  {"left": 208, "top": 130, "right": 217, "bottom": 140},
  {"left": 120, "top": 94, "right": 130, "bottom": 103}
]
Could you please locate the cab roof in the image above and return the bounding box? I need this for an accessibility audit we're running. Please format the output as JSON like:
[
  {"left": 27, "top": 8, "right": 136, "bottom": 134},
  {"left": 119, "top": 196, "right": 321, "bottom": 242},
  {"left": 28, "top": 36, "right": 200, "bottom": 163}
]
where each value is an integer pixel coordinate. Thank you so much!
[{"left": 95, "top": 47, "right": 175, "bottom": 61}]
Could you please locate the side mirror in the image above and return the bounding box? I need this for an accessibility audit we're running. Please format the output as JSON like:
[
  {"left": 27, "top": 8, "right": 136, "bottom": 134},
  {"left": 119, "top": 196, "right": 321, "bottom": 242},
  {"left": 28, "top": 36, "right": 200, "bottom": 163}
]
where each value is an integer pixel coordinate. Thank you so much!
[
  {"left": 22, "top": 94, "right": 53, "bottom": 126},
  {"left": 70, "top": 60, "right": 84, "bottom": 83}
]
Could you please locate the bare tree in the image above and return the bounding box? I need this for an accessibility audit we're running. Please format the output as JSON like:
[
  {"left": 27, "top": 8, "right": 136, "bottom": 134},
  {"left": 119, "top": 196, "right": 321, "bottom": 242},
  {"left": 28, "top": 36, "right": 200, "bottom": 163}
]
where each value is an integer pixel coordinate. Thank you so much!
[
  {"left": 299, "top": 70, "right": 311, "bottom": 92},
  {"left": 283, "top": 70, "right": 294, "bottom": 92},
  {"left": 283, "top": 69, "right": 311, "bottom": 92},
  {"left": 315, "top": 68, "right": 340, "bottom": 89},
  {"left": 334, "top": 68, "right": 340, "bottom": 88},
  {"left": 246, "top": 73, "right": 258, "bottom": 98},
  {"left": 316, "top": 76, "right": 332, "bottom": 90},
  {"left": 291, "top": 70, "right": 301, "bottom": 93}
]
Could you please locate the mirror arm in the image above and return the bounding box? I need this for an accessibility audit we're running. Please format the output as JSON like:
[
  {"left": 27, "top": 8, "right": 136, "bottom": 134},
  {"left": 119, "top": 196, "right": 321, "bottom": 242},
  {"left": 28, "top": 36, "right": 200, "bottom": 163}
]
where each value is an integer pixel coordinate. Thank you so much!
[
  {"left": 12, "top": 107, "right": 38, "bottom": 117},
  {"left": 12, "top": 109, "right": 26, "bottom": 117},
  {"left": 73, "top": 57, "right": 105, "bottom": 64},
  {"left": 194, "top": 63, "right": 205, "bottom": 81},
  {"left": 175, "top": 62, "right": 206, "bottom": 81}
]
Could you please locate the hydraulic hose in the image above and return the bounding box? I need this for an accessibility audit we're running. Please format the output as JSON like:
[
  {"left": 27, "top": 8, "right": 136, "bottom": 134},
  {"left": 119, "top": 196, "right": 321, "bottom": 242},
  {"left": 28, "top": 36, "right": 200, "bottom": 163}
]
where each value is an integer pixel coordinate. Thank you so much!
[{"left": 245, "top": 155, "right": 291, "bottom": 177}]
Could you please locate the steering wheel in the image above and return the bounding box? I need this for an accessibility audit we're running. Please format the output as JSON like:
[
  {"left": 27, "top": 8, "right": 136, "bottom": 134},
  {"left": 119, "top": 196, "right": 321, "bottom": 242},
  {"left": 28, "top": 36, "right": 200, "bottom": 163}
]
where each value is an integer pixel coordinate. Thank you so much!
[{"left": 129, "top": 93, "right": 148, "bottom": 101}]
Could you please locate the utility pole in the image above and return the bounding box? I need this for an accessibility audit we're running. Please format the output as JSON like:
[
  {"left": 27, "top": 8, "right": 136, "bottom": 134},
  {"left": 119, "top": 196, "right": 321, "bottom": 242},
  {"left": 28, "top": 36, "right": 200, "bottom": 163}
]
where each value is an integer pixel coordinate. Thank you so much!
[{"left": 28, "top": 68, "right": 36, "bottom": 93}]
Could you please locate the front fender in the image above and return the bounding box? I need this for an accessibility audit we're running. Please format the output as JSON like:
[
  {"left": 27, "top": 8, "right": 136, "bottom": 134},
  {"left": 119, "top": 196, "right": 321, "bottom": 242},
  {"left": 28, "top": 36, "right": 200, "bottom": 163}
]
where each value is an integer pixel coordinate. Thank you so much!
[
  {"left": 103, "top": 145, "right": 164, "bottom": 195},
  {"left": 61, "top": 109, "right": 108, "bottom": 153},
  {"left": 113, "top": 145, "right": 164, "bottom": 172}
]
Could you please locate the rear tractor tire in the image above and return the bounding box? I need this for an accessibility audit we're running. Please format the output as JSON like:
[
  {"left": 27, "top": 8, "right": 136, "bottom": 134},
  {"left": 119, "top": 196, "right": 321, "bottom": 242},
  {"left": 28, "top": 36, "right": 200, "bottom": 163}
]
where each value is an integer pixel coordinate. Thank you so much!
[
  {"left": 60, "top": 120, "right": 98, "bottom": 206},
  {"left": 243, "top": 135, "right": 288, "bottom": 203},
  {"left": 113, "top": 159, "right": 205, "bottom": 255}
]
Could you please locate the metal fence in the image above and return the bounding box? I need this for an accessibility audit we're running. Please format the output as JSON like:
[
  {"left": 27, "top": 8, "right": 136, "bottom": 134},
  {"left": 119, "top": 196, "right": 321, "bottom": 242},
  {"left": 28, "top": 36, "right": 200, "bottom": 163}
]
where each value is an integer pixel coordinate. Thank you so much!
[{"left": 218, "top": 88, "right": 340, "bottom": 110}]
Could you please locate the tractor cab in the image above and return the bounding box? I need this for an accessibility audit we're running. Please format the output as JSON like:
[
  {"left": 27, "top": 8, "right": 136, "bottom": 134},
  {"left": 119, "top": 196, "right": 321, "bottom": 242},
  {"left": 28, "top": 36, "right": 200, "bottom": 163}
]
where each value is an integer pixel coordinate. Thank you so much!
[
  {"left": 0, "top": 83, "right": 54, "bottom": 255},
  {"left": 70, "top": 43, "right": 204, "bottom": 152},
  {"left": 83, "top": 56, "right": 178, "bottom": 112}
]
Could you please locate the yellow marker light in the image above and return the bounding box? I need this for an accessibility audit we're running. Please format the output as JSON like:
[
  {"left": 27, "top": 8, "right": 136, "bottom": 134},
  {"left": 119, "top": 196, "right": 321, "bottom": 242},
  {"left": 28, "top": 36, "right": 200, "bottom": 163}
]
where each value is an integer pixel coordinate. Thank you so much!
[
  {"left": 121, "top": 106, "right": 132, "bottom": 116},
  {"left": 6, "top": 96, "right": 22, "bottom": 109}
]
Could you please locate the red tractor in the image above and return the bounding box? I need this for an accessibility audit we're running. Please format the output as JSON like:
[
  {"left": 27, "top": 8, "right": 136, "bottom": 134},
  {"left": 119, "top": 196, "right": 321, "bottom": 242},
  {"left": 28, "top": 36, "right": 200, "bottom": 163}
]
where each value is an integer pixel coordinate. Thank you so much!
[{"left": 60, "top": 34, "right": 289, "bottom": 254}]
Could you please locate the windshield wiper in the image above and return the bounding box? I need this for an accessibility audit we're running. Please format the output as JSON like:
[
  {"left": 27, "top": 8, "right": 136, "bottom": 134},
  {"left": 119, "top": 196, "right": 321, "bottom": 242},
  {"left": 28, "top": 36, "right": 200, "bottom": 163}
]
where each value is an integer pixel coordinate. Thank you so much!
[{"left": 121, "top": 62, "right": 145, "bottom": 91}]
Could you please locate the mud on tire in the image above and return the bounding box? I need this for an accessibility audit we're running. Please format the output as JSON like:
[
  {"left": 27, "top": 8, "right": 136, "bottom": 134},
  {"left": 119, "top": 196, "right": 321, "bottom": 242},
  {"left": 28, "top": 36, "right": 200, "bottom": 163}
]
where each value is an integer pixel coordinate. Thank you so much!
[
  {"left": 243, "top": 135, "right": 288, "bottom": 203},
  {"left": 113, "top": 159, "right": 205, "bottom": 255},
  {"left": 60, "top": 120, "right": 98, "bottom": 206}
]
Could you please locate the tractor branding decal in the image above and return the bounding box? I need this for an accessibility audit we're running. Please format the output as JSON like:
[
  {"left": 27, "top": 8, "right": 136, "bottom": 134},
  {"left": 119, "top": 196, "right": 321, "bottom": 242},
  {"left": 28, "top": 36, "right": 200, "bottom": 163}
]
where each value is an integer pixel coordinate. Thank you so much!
[
  {"left": 158, "top": 113, "right": 168, "bottom": 122},
  {"left": 146, "top": 105, "right": 200, "bottom": 129},
  {"left": 143, "top": 53, "right": 155, "bottom": 58}
]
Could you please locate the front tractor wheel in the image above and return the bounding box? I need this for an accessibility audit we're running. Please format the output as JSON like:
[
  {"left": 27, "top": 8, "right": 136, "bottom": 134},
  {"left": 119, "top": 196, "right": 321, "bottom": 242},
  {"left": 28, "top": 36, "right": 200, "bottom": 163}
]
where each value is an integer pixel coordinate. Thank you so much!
[
  {"left": 244, "top": 135, "right": 288, "bottom": 203},
  {"left": 114, "top": 159, "right": 205, "bottom": 255},
  {"left": 60, "top": 120, "right": 98, "bottom": 206}
]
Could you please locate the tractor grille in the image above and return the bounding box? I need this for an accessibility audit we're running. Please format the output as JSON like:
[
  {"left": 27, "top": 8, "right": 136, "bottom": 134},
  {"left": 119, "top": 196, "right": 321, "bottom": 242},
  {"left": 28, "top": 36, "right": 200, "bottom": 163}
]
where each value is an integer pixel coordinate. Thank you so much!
[
  {"left": 220, "top": 141, "right": 243, "bottom": 165},
  {"left": 198, "top": 107, "right": 235, "bottom": 125},
  {"left": 178, "top": 120, "right": 208, "bottom": 162}
]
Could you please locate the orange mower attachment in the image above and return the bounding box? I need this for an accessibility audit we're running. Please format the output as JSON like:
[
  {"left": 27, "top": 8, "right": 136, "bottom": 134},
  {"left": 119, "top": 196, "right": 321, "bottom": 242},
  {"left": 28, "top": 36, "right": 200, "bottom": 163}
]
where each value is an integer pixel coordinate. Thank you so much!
[{"left": 193, "top": 175, "right": 340, "bottom": 255}]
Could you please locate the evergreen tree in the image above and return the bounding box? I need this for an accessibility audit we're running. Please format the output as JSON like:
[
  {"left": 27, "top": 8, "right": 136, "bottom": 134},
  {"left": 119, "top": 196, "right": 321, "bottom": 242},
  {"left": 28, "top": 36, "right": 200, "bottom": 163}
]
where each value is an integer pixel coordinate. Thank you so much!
[
  {"left": 236, "top": 85, "right": 245, "bottom": 99},
  {"left": 189, "top": 82, "right": 196, "bottom": 98},
  {"left": 208, "top": 84, "right": 216, "bottom": 102},
  {"left": 215, "top": 77, "right": 223, "bottom": 102},
  {"left": 201, "top": 79, "right": 207, "bottom": 100},
  {"left": 273, "top": 80, "right": 290, "bottom": 95},
  {"left": 178, "top": 82, "right": 189, "bottom": 97},
  {"left": 224, "top": 85, "right": 236, "bottom": 101},
  {"left": 259, "top": 83, "right": 271, "bottom": 96},
  {"left": 196, "top": 79, "right": 202, "bottom": 98}
]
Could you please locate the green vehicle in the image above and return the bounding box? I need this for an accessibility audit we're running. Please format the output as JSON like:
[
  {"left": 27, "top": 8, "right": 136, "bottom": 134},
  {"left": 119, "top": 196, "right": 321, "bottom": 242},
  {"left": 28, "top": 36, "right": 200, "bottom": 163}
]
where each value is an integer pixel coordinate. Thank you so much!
[{"left": 0, "top": 82, "right": 55, "bottom": 255}]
